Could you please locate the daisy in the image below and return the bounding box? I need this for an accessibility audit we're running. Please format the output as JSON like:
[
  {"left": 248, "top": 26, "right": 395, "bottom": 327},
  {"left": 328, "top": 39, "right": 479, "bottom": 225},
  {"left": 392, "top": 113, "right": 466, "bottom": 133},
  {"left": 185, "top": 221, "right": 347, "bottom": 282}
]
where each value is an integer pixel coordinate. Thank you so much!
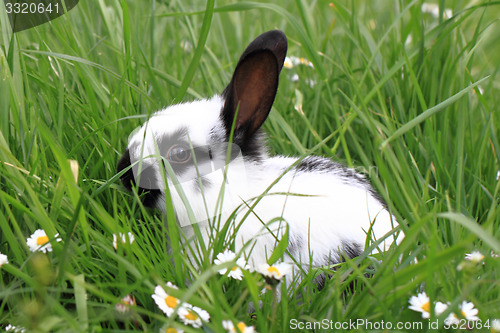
[
  {"left": 222, "top": 320, "right": 256, "bottom": 333},
  {"left": 151, "top": 282, "right": 185, "bottom": 317},
  {"left": 434, "top": 301, "right": 449, "bottom": 316},
  {"left": 26, "top": 229, "right": 62, "bottom": 253},
  {"left": 408, "top": 292, "right": 431, "bottom": 318},
  {"left": 0, "top": 252, "right": 8, "bottom": 267},
  {"left": 256, "top": 262, "right": 291, "bottom": 286},
  {"left": 459, "top": 301, "right": 479, "bottom": 321},
  {"left": 444, "top": 313, "right": 460, "bottom": 326},
  {"left": 180, "top": 40, "right": 192, "bottom": 53},
  {"left": 421, "top": 3, "right": 452, "bottom": 19},
  {"left": 435, "top": 301, "right": 460, "bottom": 325},
  {"left": 465, "top": 251, "right": 484, "bottom": 264},
  {"left": 284, "top": 56, "right": 314, "bottom": 69},
  {"left": 113, "top": 232, "right": 135, "bottom": 250},
  {"left": 159, "top": 325, "right": 184, "bottom": 333},
  {"left": 5, "top": 325, "right": 26, "bottom": 332},
  {"left": 214, "top": 250, "right": 249, "bottom": 280},
  {"left": 115, "top": 294, "right": 136, "bottom": 314},
  {"left": 179, "top": 304, "right": 210, "bottom": 328},
  {"left": 492, "top": 319, "right": 500, "bottom": 333},
  {"left": 284, "top": 57, "right": 294, "bottom": 69}
]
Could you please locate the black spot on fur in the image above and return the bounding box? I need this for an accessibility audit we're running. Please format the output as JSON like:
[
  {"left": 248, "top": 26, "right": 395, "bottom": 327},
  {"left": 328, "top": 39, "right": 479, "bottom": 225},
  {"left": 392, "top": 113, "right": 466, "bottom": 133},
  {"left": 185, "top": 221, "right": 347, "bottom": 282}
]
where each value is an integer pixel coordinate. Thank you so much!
[
  {"left": 192, "top": 176, "right": 212, "bottom": 192},
  {"left": 209, "top": 126, "right": 225, "bottom": 144},
  {"left": 368, "top": 187, "right": 388, "bottom": 210},
  {"left": 296, "top": 156, "right": 364, "bottom": 182},
  {"left": 156, "top": 127, "right": 193, "bottom": 177},
  {"left": 341, "top": 241, "right": 363, "bottom": 261},
  {"left": 315, "top": 273, "right": 326, "bottom": 290},
  {"left": 296, "top": 156, "right": 388, "bottom": 209},
  {"left": 287, "top": 233, "right": 304, "bottom": 258},
  {"left": 296, "top": 156, "right": 337, "bottom": 173},
  {"left": 312, "top": 242, "right": 364, "bottom": 292},
  {"left": 156, "top": 127, "right": 189, "bottom": 150}
]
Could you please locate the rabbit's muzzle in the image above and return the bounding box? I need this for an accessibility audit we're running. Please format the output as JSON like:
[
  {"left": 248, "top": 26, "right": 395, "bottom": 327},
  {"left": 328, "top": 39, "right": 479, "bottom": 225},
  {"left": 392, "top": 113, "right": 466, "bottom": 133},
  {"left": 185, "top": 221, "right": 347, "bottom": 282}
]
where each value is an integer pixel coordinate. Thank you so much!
[{"left": 117, "top": 148, "right": 162, "bottom": 207}]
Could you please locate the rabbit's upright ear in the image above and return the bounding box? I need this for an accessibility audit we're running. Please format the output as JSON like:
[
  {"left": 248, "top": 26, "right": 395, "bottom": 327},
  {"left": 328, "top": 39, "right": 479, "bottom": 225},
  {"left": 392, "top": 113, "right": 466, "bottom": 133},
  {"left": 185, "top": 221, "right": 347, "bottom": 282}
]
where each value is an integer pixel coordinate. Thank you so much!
[{"left": 221, "top": 30, "right": 287, "bottom": 139}]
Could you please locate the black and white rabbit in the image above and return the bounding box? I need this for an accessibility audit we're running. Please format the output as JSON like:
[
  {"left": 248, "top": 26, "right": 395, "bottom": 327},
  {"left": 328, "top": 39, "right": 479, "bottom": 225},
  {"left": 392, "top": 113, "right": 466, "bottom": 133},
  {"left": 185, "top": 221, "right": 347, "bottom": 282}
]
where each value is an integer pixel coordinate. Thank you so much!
[{"left": 117, "top": 30, "right": 402, "bottom": 272}]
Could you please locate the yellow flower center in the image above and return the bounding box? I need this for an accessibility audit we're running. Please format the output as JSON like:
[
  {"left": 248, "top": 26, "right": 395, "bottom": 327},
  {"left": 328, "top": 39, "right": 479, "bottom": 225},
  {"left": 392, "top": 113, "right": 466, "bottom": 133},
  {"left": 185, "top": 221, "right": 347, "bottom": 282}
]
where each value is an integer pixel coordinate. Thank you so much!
[
  {"left": 164, "top": 295, "right": 178, "bottom": 308},
  {"left": 461, "top": 310, "right": 467, "bottom": 317},
  {"left": 422, "top": 301, "right": 430, "bottom": 313},
  {"left": 231, "top": 266, "right": 239, "bottom": 271},
  {"left": 267, "top": 266, "right": 280, "bottom": 275},
  {"left": 36, "top": 236, "right": 49, "bottom": 245},
  {"left": 237, "top": 322, "right": 247, "bottom": 331},
  {"left": 185, "top": 310, "right": 198, "bottom": 321},
  {"left": 165, "top": 328, "right": 178, "bottom": 333}
]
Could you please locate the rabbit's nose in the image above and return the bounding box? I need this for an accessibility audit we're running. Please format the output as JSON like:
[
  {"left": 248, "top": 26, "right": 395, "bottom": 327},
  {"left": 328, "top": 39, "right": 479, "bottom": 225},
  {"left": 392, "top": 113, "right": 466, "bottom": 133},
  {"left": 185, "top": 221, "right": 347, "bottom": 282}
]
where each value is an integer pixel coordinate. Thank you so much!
[{"left": 117, "top": 148, "right": 162, "bottom": 207}]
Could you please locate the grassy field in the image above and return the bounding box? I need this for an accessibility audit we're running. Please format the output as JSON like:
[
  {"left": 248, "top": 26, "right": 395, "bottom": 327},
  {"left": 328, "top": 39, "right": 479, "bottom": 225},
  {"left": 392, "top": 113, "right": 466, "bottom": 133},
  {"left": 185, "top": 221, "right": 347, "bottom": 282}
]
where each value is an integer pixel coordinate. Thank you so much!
[{"left": 1, "top": 0, "right": 500, "bottom": 332}]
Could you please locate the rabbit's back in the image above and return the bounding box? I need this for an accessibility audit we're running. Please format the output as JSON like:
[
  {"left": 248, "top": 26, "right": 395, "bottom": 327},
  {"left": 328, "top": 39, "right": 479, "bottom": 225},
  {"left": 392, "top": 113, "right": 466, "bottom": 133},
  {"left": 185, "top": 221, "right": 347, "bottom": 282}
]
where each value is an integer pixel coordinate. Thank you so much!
[{"left": 231, "top": 155, "right": 398, "bottom": 266}]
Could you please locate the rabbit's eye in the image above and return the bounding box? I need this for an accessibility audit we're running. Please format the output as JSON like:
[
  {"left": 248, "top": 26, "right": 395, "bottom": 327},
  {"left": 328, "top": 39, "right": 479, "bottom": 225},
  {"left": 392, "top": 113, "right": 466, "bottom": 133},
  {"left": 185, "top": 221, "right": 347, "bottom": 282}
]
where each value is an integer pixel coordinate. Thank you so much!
[{"left": 167, "top": 145, "right": 191, "bottom": 163}]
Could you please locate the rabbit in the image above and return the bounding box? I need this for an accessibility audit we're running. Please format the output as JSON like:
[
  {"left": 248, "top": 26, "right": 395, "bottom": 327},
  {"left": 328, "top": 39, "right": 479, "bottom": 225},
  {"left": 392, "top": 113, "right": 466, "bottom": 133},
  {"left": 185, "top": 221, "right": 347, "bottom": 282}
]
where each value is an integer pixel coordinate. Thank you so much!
[{"left": 117, "top": 30, "right": 402, "bottom": 276}]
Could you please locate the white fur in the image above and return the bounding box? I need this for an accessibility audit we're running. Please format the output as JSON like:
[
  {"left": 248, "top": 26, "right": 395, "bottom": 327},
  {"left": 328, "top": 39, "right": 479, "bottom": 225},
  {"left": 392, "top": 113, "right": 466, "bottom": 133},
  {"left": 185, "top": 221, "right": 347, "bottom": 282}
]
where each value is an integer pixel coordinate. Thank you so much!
[
  {"left": 126, "top": 95, "right": 402, "bottom": 270},
  {"left": 128, "top": 97, "right": 223, "bottom": 163}
]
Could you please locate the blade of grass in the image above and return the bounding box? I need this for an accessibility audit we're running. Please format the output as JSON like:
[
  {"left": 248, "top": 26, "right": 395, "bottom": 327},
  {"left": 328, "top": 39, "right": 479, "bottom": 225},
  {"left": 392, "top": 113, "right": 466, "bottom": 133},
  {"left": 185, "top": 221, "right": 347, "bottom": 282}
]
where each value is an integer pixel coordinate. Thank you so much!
[{"left": 380, "top": 76, "right": 490, "bottom": 148}]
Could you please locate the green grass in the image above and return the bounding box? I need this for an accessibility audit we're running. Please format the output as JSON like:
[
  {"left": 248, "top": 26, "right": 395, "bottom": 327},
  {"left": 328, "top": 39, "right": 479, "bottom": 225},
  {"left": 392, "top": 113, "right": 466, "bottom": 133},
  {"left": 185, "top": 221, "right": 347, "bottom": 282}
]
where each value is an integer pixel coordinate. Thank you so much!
[{"left": 1, "top": 0, "right": 500, "bottom": 331}]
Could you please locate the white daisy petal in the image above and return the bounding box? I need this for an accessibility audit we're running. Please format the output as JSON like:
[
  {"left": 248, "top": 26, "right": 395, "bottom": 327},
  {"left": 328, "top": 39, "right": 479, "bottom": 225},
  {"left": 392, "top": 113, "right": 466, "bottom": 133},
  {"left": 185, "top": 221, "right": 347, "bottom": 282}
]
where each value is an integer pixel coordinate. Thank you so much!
[
  {"left": 151, "top": 283, "right": 184, "bottom": 317},
  {"left": 284, "top": 56, "right": 314, "bottom": 69},
  {"left": 459, "top": 301, "right": 479, "bottom": 321},
  {"left": 5, "top": 324, "right": 26, "bottom": 332},
  {"left": 283, "top": 57, "right": 294, "bottom": 69},
  {"left": 26, "top": 229, "right": 61, "bottom": 253},
  {"left": 113, "top": 232, "right": 135, "bottom": 250},
  {"left": 408, "top": 292, "right": 431, "bottom": 318},
  {"left": 256, "top": 262, "right": 291, "bottom": 285},
  {"left": 435, "top": 301, "right": 448, "bottom": 316},
  {"left": 464, "top": 251, "right": 484, "bottom": 264},
  {"left": 115, "top": 294, "right": 136, "bottom": 314},
  {"left": 159, "top": 324, "right": 184, "bottom": 333},
  {"left": 179, "top": 305, "right": 210, "bottom": 328},
  {"left": 421, "top": 3, "right": 452, "bottom": 19},
  {"left": 444, "top": 313, "right": 460, "bottom": 326},
  {"left": 222, "top": 320, "right": 256, "bottom": 333},
  {"left": 214, "top": 250, "right": 249, "bottom": 280},
  {"left": 0, "top": 252, "right": 9, "bottom": 267}
]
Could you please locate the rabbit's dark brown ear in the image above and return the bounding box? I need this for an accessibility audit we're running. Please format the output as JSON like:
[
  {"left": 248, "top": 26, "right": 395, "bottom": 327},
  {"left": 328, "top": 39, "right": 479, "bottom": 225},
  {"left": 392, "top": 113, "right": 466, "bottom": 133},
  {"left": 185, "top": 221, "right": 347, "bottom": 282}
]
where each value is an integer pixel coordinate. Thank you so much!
[{"left": 221, "top": 30, "right": 287, "bottom": 138}]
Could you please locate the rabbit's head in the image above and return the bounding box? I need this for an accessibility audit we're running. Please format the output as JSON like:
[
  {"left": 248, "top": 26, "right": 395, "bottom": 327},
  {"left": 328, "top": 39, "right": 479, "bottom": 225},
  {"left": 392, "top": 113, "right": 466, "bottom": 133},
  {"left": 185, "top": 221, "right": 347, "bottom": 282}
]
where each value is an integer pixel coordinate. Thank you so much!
[{"left": 117, "top": 30, "right": 288, "bottom": 223}]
